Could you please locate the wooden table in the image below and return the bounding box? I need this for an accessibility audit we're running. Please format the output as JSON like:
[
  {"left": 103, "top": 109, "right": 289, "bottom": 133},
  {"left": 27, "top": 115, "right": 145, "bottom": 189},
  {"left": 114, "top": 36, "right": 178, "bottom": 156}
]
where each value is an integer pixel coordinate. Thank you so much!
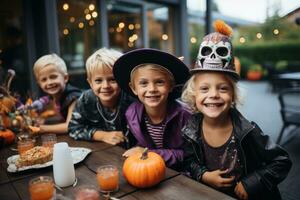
[{"left": 0, "top": 135, "right": 235, "bottom": 200}]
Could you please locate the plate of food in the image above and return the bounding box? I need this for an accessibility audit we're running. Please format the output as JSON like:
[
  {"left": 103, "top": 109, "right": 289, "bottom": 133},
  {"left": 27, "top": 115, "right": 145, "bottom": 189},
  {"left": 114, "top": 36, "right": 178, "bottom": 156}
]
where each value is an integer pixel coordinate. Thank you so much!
[{"left": 7, "top": 146, "right": 92, "bottom": 172}]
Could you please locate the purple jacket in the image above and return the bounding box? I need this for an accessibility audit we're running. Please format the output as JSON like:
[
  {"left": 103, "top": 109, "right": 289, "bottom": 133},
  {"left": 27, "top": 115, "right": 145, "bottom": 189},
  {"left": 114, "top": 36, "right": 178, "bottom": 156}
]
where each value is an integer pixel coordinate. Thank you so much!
[{"left": 125, "top": 101, "right": 191, "bottom": 169}]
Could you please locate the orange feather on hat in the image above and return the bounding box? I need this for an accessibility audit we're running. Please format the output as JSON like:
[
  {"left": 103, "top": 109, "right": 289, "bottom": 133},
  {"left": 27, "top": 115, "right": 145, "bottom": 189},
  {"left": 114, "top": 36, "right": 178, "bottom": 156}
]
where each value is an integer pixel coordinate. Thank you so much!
[{"left": 213, "top": 20, "right": 233, "bottom": 37}]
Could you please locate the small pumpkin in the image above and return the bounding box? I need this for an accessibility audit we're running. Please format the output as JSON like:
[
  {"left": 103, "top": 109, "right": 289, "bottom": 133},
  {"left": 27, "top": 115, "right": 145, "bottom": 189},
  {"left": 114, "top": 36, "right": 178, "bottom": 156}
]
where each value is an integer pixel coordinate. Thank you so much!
[
  {"left": 0, "top": 128, "right": 15, "bottom": 145},
  {"left": 123, "top": 148, "right": 166, "bottom": 188}
]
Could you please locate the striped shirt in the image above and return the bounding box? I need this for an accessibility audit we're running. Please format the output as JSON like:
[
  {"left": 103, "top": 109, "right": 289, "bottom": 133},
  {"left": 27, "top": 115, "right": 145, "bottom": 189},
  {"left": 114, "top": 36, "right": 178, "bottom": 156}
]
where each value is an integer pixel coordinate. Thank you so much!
[{"left": 145, "top": 116, "right": 166, "bottom": 148}]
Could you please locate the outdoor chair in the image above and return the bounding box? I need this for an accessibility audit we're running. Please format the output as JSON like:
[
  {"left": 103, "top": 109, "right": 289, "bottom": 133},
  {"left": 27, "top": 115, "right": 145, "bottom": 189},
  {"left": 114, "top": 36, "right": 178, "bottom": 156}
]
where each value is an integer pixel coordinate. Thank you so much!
[{"left": 277, "top": 87, "right": 300, "bottom": 144}]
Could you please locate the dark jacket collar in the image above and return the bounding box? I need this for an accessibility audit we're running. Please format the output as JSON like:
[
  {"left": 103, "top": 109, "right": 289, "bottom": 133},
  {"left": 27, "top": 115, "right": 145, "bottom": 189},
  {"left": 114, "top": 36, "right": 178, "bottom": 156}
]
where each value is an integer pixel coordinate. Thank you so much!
[{"left": 183, "top": 107, "right": 255, "bottom": 142}]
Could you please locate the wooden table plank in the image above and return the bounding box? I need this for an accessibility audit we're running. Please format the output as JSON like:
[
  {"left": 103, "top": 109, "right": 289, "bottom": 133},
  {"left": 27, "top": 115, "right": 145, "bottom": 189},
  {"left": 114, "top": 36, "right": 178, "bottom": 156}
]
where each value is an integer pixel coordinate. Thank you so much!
[
  {"left": 121, "top": 175, "right": 235, "bottom": 200},
  {"left": 84, "top": 146, "right": 180, "bottom": 198},
  {"left": 58, "top": 135, "right": 112, "bottom": 151},
  {"left": 0, "top": 182, "right": 21, "bottom": 200},
  {"left": 0, "top": 135, "right": 112, "bottom": 183},
  {"left": 1, "top": 146, "right": 46, "bottom": 182},
  {"left": 11, "top": 164, "right": 98, "bottom": 200},
  {"left": 0, "top": 160, "right": 10, "bottom": 184},
  {"left": 85, "top": 146, "right": 179, "bottom": 178}
]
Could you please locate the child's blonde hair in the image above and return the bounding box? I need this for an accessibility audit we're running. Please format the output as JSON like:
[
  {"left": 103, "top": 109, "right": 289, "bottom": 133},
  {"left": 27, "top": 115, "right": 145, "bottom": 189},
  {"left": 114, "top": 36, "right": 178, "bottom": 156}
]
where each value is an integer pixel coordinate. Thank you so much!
[
  {"left": 86, "top": 48, "right": 122, "bottom": 81},
  {"left": 130, "top": 64, "right": 175, "bottom": 89},
  {"left": 33, "top": 53, "right": 68, "bottom": 78},
  {"left": 181, "top": 73, "right": 240, "bottom": 113}
]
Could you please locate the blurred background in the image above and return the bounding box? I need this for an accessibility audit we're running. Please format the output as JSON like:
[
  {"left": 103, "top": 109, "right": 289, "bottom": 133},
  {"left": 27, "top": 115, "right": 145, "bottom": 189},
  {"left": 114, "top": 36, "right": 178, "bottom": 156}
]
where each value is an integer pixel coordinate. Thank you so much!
[
  {"left": 0, "top": 1, "right": 300, "bottom": 200},
  {"left": 0, "top": 0, "right": 299, "bottom": 94}
]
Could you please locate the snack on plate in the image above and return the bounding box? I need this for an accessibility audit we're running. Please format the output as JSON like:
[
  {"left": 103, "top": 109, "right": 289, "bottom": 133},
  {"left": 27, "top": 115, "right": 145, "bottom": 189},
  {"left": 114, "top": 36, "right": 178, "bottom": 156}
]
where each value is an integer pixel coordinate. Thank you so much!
[{"left": 16, "top": 146, "right": 53, "bottom": 167}]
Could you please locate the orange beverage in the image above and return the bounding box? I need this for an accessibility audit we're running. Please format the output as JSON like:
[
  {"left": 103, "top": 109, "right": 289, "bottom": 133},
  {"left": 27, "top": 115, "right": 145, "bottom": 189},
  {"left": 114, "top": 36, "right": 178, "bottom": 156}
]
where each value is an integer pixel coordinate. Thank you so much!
[
  {"left": 74, "top": 185, "right": 100, "bottom": 200},
  {"left": 29, "top": 176, "right": 55, "bottom": 200},
  {"left": 97, "top": 165, "right": 119, "bottom": 192},
  {"left": 18, "top": 139, "right": 35, "bottom": 156},
  {"left": 41, "top": 134, "right": 57, "bottom": 148}
]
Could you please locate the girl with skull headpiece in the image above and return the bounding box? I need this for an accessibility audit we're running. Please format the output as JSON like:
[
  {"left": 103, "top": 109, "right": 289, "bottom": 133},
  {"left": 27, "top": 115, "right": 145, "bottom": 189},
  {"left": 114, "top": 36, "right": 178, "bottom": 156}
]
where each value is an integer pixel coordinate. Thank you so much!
[{"left": 181, "top": 20, "right": 291, "bottom": 200}]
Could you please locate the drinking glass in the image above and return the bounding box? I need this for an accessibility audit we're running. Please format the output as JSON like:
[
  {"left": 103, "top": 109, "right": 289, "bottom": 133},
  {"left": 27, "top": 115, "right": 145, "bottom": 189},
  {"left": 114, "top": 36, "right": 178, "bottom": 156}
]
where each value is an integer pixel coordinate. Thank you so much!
[
  {"left": 17, "top": 138, "right": 35, "bottom": 156},
  {"left": 74, "top": 185, "right": 100, "bottom": 200},
  {"left": 29, "top": 176, "right": 55, "bottom": 200},
  {"left": 97, "top": 165, "right": 119, "bottom": 197},
  {"left": 41, "top": 134, "right": 57, "bottom": 148}
]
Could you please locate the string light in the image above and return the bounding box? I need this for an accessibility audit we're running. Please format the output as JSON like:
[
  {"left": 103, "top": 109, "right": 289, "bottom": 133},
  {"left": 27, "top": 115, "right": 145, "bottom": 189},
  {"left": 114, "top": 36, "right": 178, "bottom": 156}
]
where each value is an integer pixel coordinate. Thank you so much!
[
  {"left": 128, "top": 24, "right": 134, "bottom": 30},
  {"left": 132, "top": 34, "right": 138, "bottom": 40},
  {"left": 128, "top": 42, "right": 134, "bottom": 47},
  {"left": 116, "top": 27, "right": 122, "bottom": 32},
  {"left": 78, "top": 22, "right": 84, "bottom": 29},
  {"left": 118, "top": 22, "right": 125, "bottom": 29},
  {"left": 85, "top": 14, "right": 92, "bottom": 20},
  {"left": 239, "top": 37, "right": 246, "bottom": 43},
  {"left": 162, "top": 34, "right": 168, "bottom": 40},
  {"left": 63, "top": 29, "right": 69, "bottom": 35},
  {"left": 135, "top": 24, "right": 141, "bottom": 29},
  {"left": 256, "top": 32, "right": 262, "bottom": 39},
  {"left": 89, "top": 4, "right": 95, "bottom": 11},
  {"left": 63, "top": 3, "right": 69, "bottom": 11},
  {"left": 84, "top": 9, "right": 90, "bottom": 14},
  {"left": 69, "top": 17, "right": 75, "bottom": 23},
  {"left": 92, "top": 11, "right": 98, "bottom": 18},
  {"left": 89, "top": 20, "right": 95, "bottom": 26},
  {"left": 190, "top": 37, "right": 197, "bottom": 43}
]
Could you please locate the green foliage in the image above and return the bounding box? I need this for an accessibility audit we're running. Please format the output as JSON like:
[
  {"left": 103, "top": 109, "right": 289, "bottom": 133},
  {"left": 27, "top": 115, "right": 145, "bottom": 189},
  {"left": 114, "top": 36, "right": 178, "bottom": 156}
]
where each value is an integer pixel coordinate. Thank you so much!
[
  {"left": 234, "top": 41, "right": 300, "bottom": 64},
  {"left": 233, "top": 17, "right": 300, "bottom": 44},
  {"left": 275, "top": 60, "right": 288, "bottom": 71},
  {"left": 249, "top": 64, "right": 263, "bottom": 72},
  {"left": 239, "top": 57, "right": 255, "bottom": 78}
]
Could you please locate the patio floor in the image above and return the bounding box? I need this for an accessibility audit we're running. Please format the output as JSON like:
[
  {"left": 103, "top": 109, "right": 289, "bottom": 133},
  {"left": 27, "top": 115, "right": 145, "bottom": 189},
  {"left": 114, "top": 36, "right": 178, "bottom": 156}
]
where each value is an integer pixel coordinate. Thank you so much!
[{"left": 238, "top": 81, "right": 300, "bottom": 200}]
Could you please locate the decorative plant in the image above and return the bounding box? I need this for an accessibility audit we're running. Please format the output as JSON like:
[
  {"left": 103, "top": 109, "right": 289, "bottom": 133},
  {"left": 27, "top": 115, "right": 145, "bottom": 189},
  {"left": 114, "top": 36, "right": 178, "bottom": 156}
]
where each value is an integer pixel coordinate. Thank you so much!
[
  {"left": 247, "top": 64, "right": 263, "bottom": 81},
  {"left": 123, "top": 148, "right": 166, "bottom": 188}
]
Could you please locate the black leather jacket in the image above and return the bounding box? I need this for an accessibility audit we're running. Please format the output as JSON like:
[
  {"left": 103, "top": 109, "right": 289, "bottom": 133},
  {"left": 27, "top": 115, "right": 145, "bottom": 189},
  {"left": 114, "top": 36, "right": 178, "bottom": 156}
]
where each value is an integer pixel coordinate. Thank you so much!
[{"left": 182, "top": 108, "right": 292, "bottom": 200}]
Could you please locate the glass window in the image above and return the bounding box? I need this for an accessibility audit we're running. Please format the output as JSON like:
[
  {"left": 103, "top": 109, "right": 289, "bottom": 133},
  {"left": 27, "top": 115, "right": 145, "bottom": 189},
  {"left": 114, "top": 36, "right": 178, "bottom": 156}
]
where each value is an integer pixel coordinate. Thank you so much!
[
  {"left": 147, "top": 3, "right": 174, "bottom": 53},
  {"left": 0, "top": 0, "right": 29, "bottom": 97},
  {"left": 57, "top": 0, "right": 99, "bottom": 71},
  {"left": 107, "top": 1, "right": 143, "bottom": 52}
]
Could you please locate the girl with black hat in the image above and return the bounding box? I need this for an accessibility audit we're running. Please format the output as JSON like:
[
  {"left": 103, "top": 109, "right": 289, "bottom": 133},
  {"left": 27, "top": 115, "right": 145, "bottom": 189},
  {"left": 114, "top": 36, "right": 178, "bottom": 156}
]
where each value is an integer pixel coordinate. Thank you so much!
[{"left": 113, "top": 48, "right": 191, "bottom": 170}]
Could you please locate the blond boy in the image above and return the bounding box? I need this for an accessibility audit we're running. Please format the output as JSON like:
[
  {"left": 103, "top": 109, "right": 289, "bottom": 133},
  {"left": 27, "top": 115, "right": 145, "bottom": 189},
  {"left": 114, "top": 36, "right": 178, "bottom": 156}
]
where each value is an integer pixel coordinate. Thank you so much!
[{"left": 68, "top": 48, "right": 135, "bottom": 145}]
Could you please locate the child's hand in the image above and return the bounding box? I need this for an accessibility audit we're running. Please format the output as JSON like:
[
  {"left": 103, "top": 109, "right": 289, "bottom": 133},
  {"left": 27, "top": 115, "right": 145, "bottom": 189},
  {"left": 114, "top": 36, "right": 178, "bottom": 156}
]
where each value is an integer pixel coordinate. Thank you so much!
[
  {"left": 28, "top": 125, "right": 41, "bottom": 135},
  {"left": 122, "top": 146, "right": 144, "bottom": 157},
  {"left": 234, "top": 182, "right": 248, "bottom": 200},
  {"left": 101, "top": 131, "right": 125, "bottom": 145},
  {"left": 201, "top": 169, "right": 235, "bottom": 188}
]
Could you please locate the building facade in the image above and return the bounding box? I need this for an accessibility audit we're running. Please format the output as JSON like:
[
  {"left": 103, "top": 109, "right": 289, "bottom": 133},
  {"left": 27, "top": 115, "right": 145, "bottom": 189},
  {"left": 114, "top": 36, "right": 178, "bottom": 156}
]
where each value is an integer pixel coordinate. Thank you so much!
[{"left": 0, "top": 0, "right": 188, "bottom": 96}]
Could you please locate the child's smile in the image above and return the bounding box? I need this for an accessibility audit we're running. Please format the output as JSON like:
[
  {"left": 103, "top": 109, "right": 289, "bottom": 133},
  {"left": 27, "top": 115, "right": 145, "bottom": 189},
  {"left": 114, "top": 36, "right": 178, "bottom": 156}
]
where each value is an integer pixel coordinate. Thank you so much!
[
  {"left": 194, "top": 72, "right": 233, "bottom": 120},
  {"left": 88, "top": 67, "right": 121, "bottom": 108},
  {"left": 37, "top": 64, "right": 68, "bottom": 97},
  {"left": 130, "top": 68, "right": 173, "bottom": 110}
]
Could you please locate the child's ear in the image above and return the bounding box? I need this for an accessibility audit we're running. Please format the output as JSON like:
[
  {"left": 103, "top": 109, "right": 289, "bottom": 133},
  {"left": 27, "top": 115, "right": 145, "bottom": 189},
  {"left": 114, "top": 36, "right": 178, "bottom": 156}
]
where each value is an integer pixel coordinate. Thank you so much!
[
  {"left": 64, "top": 74, "right": 69, "bottom": 83},
  {"left": 87, "top": 78, "right": 93, "bottom": 88},
  {"left": 129, "top": 82, "right": 138, "bottom": 95}
]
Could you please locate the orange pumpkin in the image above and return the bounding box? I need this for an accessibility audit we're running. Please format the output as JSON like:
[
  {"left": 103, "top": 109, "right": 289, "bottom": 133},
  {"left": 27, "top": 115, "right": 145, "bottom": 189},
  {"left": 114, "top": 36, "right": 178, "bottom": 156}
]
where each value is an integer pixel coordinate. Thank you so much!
[
  {"left": 0, "top": 128, "right": 15, "bottom": 145},
  {"left": 123, "top": 148, "right": 166, "bottom": 188}
]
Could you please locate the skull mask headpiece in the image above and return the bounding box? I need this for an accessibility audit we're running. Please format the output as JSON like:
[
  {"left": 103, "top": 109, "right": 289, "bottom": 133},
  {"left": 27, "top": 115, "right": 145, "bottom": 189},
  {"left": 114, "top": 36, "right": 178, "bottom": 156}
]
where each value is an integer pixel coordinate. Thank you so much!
[{"left": 191, "top": 20, "right": 239, "bottom": 81}]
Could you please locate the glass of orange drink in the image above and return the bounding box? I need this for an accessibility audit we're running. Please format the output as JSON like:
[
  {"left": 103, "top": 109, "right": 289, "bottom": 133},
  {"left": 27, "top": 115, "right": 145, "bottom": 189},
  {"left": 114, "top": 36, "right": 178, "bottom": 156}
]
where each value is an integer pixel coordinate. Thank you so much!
[
  {"left": 41, "top": 134, "right": 57, "bottom": 148},
  {"left": 74, "top": 185, "right": 100, "bottom": 200},
  {"left": 96, "top": 165, "right": 119, "bottom": 194},
  {"left": 29, "top": 176, "right": 55, "bottom": 200},
  {"left": 18, "top": 138, "right": 35, "bottom": 156}
]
